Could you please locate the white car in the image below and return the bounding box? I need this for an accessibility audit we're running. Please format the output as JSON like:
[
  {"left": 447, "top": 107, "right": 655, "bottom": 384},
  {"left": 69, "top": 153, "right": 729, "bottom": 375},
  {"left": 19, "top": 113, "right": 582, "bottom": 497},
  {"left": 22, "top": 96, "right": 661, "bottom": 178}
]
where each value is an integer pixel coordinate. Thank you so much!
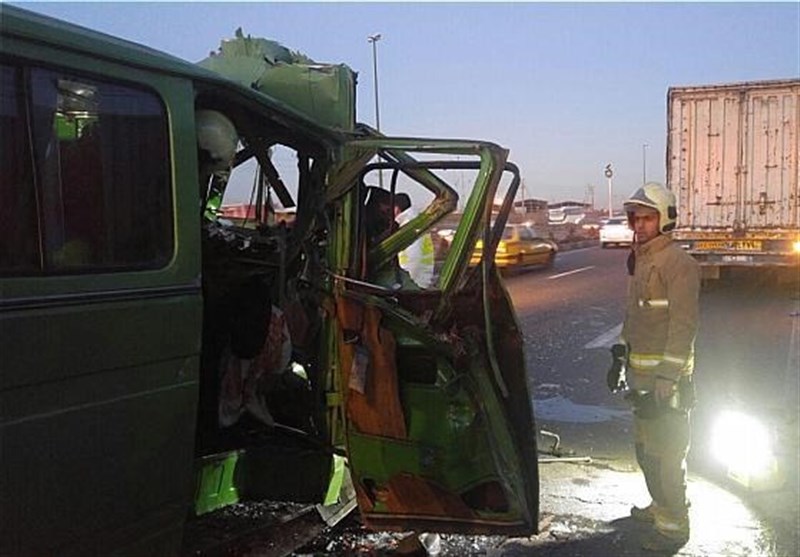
[{"left": 599, "top": 217, "right": 634, "bottom": 248}]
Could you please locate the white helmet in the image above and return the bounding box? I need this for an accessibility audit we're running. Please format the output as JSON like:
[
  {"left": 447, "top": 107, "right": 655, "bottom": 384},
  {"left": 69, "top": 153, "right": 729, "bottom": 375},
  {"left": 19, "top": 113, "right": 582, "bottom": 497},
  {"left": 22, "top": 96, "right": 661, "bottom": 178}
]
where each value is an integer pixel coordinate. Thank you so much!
[
  {"left": 196, "top": 110, "right": 238, "bottom": 171},
  {"left": 624, "top": 182, "right": 677, "bottom": 233}
]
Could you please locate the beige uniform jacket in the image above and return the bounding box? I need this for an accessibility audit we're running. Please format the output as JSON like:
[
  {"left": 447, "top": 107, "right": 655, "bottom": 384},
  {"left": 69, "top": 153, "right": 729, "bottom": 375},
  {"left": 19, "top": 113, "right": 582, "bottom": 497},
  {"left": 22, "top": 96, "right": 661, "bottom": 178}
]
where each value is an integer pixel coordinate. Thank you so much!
[{"left": 621, "top": 234, "right": 700, "bottom": 389}]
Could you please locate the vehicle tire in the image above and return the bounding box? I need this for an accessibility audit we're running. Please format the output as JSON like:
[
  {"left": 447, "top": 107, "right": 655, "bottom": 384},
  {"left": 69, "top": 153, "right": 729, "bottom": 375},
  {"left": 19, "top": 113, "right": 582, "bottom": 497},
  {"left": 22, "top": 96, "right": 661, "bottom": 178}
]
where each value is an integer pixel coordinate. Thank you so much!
[{"left": 545, "top": 251, "right": 556, "bottom": 268}]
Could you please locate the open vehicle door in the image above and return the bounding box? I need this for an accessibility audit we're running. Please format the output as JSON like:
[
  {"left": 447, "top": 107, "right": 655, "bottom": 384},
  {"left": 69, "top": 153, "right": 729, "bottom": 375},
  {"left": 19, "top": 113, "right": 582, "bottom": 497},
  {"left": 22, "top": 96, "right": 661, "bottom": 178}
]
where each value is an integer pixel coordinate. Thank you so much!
[{"left": 325, "top": 131, "right": 539, "bottom": 535}]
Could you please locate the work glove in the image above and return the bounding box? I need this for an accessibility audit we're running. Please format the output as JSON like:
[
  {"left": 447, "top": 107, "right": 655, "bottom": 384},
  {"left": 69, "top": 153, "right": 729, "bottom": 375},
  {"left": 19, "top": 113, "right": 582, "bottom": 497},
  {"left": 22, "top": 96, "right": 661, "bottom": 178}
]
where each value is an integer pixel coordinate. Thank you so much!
[{"left": 606, "top": 343, "right": 628, "bottom": 393}]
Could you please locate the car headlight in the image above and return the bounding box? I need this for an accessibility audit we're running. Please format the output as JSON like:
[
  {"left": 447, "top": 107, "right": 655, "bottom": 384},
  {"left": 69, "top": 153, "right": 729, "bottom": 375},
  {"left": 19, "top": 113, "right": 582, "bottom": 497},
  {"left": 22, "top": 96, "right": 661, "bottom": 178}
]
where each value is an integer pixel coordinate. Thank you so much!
[
  {"left": 710, "top": 410, "right": 783, "bottom": 490},
  {"left": 497, "top": 241, "right": 507, "bottom": 254},
  {"left": 792, "top": 240, "right": 800, "bottom": 253}
]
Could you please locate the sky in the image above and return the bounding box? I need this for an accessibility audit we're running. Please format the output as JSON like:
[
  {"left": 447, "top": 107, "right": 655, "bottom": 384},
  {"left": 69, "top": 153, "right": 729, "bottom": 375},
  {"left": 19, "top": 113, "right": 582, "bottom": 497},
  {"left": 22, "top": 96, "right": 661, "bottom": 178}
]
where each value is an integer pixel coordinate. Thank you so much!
[{"left": 8, "top": 1, "right": 800, "bottom": 207}]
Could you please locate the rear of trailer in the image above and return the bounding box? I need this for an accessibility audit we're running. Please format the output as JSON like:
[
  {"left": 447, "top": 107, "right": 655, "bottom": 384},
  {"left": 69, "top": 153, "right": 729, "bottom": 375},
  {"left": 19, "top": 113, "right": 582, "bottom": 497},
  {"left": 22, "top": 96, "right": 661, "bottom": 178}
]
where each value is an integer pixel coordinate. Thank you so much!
[{"left": 667, "top": 79, "right": 800, "bottom": 278}]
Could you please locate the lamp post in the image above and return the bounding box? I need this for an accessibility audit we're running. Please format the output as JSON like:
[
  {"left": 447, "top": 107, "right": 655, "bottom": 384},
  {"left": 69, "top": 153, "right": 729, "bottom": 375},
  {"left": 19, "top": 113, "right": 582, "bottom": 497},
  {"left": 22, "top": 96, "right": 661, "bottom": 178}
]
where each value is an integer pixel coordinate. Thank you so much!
[
  {"left": 642, "top": 143, "right": 649, "bottom": 185},
  {"left": 604, "top": 164, "right": 614, "bottom": 218},
  {"left": 367, "top": 33, "right": 383, "bottom": 187}
]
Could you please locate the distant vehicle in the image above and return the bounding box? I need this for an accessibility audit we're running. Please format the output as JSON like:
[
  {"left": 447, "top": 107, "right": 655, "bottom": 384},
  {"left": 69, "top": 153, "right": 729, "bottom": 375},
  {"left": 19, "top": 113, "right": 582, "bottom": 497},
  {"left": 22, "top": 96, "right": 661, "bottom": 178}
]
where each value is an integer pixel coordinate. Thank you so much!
[
  {"left": 668, "top": 79, "right": 800, "bottom": 279},
  {"left": 599, "top": 217, "right": 634, "bottom": 248},
  {"left": 548, "top": 205, "right": 586, "bottom": 225},
  {"left": 472, "top": 224, "right": 558, "bottom": 270}
]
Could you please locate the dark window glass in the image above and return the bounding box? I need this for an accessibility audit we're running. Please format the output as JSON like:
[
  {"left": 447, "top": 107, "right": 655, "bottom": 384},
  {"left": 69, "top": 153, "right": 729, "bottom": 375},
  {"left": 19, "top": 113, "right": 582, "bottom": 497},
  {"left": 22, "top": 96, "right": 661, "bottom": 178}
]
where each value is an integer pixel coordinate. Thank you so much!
[
  {"left": 0, "top": 65, "right": 41, "bottom": 273},
  {"left": 1, "top": 64, "right": 172, "bottom": 275}
]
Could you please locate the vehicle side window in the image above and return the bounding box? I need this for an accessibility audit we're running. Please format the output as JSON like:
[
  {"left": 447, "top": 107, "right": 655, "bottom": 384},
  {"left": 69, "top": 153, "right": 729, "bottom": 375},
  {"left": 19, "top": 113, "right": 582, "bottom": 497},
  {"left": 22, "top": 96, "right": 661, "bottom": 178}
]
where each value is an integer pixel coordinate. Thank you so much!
[
  {"left": 0, "top": 63, "right": 172, "bottom": 276},
  {"left": 519, "top": 227, "right": 533, "bottom": 241},
  {"left": 0, "top": 65, "right": 40, "bottom": 273}
]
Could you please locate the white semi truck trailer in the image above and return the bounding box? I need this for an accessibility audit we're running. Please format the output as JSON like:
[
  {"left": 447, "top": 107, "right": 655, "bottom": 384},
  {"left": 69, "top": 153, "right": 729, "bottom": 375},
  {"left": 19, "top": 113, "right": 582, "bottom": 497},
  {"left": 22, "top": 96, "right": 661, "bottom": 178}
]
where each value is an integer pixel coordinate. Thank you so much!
[{"left": 667, "top": 79, "right": 800, "bottom": 279}]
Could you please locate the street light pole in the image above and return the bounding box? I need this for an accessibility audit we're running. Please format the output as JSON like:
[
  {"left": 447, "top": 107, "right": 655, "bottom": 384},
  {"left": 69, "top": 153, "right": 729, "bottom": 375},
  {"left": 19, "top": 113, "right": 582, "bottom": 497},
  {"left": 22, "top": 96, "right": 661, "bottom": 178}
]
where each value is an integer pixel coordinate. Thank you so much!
[
  {"left": 604, "top": 164, "right": 614, "bottom": 218},
  {"left": 642, "top": 143, "right": 649, "bottom": 185},
  {"left": 368, "top": 33, "right": 383, "bottom": 187}
]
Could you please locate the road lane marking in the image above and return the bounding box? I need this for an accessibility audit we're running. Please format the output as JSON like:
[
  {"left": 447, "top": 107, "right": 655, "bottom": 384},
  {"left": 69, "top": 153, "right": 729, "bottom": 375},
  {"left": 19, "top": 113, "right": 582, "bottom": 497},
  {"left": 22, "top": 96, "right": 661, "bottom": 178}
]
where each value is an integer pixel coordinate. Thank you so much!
[
  {"left": 584, "top": 323, "right": 623, "bottom": 349},
  {"left": 547, "top": 266, "right": 595, "bottom": 280}
]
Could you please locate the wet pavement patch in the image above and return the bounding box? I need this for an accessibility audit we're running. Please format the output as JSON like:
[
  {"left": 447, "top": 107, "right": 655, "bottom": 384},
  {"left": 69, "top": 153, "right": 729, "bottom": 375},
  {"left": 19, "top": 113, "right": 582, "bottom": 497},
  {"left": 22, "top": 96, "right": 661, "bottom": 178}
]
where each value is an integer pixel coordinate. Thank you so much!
[{"left": 534, "top": 395, "right": 630, "bottom": 423}]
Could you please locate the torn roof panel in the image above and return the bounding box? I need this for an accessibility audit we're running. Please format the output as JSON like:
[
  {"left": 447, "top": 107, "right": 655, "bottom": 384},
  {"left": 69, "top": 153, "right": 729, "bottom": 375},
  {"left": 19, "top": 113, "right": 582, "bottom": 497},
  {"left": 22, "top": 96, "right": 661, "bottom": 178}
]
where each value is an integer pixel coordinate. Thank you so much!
[{"left": 199, "top": 29, "right": 355, "bottom": 132}]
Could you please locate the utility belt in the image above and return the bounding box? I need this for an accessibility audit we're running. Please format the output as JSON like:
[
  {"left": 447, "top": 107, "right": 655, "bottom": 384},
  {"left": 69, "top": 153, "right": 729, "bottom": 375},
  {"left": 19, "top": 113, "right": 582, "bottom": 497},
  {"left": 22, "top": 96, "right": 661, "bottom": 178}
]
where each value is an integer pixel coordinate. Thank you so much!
[{"left": 624, "top": 376, "right": 696, "bottom": 419}]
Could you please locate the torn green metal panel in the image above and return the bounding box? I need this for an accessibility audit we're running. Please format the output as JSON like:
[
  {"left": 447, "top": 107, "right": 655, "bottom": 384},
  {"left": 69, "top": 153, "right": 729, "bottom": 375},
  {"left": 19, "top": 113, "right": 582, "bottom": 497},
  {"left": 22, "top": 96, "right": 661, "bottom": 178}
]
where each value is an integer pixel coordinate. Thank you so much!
[
  {"left": 323, "top": 454, "right": 348, "bottom": 506},
  {"left": 254, "top": 64, "right": 355, "bottom": 131},
  {"left": 194, "top": 451, "right": 241, "bottom": 516},
  {"left": 199, "top": 30, "right": 355, "bottom": 131},
  {"left": 199, "top": 54, "right": 266, "bottom": 88},
  {"left": 217, "top": 28, "right": 312, "bottom": 64}
]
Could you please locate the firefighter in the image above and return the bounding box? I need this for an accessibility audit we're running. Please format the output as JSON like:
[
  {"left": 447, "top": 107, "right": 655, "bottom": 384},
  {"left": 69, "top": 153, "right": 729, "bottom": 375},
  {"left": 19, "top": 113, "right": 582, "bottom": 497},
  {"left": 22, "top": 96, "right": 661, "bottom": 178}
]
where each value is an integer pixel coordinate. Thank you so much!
[
  {"left": 196, "top": 109, "right": 238, "bottom": 217},
  {"left": 607, "top": 182, "right": 700, "bottom": 551},
  {"left": 398, "top": 206, "right": 436, "bottom": 288},
  {"left": 364, "top": 187, "right": 420, "bottom": 290},
  {"left": 196, "top": 109, "right": 238, "bottom": 175}
]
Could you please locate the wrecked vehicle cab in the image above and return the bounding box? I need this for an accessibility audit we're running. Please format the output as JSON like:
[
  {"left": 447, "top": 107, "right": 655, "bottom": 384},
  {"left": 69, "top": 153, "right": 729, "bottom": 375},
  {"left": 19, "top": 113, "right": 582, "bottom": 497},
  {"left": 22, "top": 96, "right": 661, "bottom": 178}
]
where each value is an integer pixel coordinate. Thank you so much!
[
  {"left": 0, "top": 6, "right": 538, "bottom": 554},
  {"left": 196, "top": 111, "right": 541, "bottom": 537},
  {"left": 324, "top": 136, "right": 540, "bottom": 534}
]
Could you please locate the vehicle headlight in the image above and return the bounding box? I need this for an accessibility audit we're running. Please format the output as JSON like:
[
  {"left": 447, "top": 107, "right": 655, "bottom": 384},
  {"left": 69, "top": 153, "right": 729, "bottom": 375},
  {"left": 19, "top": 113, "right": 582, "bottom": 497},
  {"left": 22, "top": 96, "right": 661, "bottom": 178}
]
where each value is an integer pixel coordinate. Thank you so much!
[
  {"left": 711, "top": 410, "right": 783, "bottom": 489},
  {"left": 792, "top": 240, "right": 800, "bottom": 253},
  {"left": 497, "top": 241, "right": 507, "bottom": 254}
]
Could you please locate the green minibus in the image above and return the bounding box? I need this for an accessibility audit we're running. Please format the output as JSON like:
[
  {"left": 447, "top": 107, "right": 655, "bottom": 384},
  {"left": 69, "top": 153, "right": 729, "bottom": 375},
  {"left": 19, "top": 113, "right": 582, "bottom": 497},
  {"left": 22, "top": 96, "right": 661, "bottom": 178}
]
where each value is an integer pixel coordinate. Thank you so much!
[{"left": 0, "top": 5, "right": 538, "bottom": 555}]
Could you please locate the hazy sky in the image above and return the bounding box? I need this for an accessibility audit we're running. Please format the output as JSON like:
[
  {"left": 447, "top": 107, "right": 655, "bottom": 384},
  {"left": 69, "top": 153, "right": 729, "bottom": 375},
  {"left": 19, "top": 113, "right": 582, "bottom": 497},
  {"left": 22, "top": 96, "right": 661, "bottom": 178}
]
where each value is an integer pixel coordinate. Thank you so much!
[{"left": 11, "top": 2, "right": 800, "bottom": 206}]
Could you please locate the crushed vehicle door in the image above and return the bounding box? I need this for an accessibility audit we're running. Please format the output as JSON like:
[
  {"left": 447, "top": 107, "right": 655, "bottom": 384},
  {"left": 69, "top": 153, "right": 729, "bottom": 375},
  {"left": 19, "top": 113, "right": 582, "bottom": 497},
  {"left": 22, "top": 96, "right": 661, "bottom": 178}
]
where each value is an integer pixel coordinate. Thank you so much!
[{"left": 325, "top": 134, "right": 539, "bottom": 535}]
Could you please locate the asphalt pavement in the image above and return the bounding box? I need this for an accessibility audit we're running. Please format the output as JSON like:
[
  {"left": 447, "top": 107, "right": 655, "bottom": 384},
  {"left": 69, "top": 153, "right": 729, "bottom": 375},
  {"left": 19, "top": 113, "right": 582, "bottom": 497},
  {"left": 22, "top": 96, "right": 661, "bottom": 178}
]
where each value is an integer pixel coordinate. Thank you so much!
[{"left": 493, "top": 418, "right": 793, "bottom": 557}]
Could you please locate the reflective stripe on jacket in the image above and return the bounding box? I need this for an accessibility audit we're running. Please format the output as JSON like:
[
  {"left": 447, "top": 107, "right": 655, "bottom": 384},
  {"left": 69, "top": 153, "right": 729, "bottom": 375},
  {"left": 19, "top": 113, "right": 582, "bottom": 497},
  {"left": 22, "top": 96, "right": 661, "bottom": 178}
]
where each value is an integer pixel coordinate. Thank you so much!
[{"left": 620, "top": 234, "right": 700, "bottom": 378}]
